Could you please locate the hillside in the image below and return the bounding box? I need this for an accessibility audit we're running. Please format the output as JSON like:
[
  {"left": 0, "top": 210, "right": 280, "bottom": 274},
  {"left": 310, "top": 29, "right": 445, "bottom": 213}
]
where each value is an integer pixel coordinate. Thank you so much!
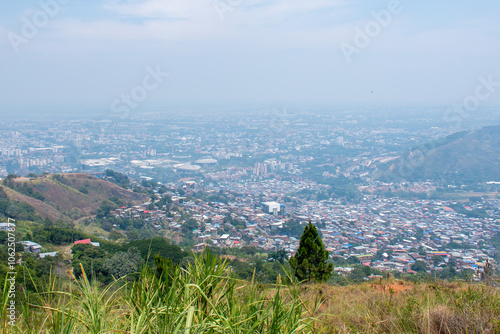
[
  {"left": 0, "top": 185, "right": 66, "bottom": 222},
  {"left": 2, "top": 250, "right": 499, "bottom": 333},
  {"left": 379, "top": 125, "right": 500, "bottom": 183},
  {"left": 1, "top": 173, "right": 148, "bottom": 221}
]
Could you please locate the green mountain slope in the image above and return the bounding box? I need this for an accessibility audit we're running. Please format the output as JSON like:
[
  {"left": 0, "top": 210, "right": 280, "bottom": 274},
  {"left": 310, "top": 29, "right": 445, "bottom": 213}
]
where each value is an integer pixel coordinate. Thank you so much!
[
  {"left": 379, "top": 125, "right": 500, "bottom": 183},
  {"left": 1, "top": 173, "right": 148, "bottom": 222}
]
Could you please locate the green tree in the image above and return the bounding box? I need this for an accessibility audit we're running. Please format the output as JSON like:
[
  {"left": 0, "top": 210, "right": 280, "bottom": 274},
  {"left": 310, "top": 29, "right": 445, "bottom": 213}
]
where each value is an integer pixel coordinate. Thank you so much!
[
  {"left": 411, "top": 260, "right": 427, "bottom": 272},
  {"left": 289, "top": 222, "right": 333, "bottom": 282},
  {"left": 72, "top": 244, "right": 109, "bottom": 282},
  {"left": 103, "top": 247, "right": 143, "bottom": 278},
  {"left": 127, "top": 230, "right": 139, "bottom": 241},
  {"left": 281, "top": 219, "right": 303, "bottom": 238},
  {"left": 96, "top": 201, "right": 116, "bottom": 218},
  {"left": 348, "top": 265, "right": 382, "bottom": 282},
  {"left": 432, "top": 255, "right": 444, "bottom": 265},
  {"left": 268, "top": 249, "right": 288, "bottom": 264},
  {"left": 109, "top": 229, "right": 124, "bottom": 241},
  {"left": 127, "top": 237, "right": 187, "bottom": 264}
]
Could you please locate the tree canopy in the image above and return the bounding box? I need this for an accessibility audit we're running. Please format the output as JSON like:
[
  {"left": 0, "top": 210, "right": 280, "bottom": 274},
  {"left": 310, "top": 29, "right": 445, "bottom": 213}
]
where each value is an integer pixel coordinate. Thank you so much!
[
  {"left": 104, "top": 247, "right": 143, "bottom": 278},
  {"left": 289, "top": 222, "right": 333, "bottom": 282}
]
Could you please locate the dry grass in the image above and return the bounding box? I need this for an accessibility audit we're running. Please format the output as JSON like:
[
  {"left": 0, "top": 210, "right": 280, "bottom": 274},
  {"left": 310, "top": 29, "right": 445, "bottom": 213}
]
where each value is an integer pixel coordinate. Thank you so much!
[
  {"left": 300, "top": 280, "right": 500, "bottom": 333},
  {"left": 2, "top": 255, "right": 499, "bottom": 334},
  {"left": 0, "top": 184, "right": 66, "bottom": 222},
  {"left": 2, "top": 173, "right": 147, "bottom": 221}
]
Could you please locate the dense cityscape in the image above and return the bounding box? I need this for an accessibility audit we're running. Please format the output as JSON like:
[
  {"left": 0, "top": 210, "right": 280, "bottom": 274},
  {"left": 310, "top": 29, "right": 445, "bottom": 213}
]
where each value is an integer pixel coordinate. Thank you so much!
[{"left": 1, "top": 109, "right": 499, "bottom": 280}]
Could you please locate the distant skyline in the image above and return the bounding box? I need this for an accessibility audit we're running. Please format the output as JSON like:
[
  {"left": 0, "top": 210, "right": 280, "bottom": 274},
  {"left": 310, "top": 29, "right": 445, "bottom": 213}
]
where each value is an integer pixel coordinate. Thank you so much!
[{"left": 1, "top": 0, "right": 500, "bottom": 116}]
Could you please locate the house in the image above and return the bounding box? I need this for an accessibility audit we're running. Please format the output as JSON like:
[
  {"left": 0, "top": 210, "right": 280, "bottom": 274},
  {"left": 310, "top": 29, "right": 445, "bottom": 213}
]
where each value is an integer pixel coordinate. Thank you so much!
[
  {"left": 74, "top": 238, "right": 91, "bottom": 245},
  {"left": 193, "top": 243, "right": 207, "bottom": 252},
  {"left": 0, "top": 222, "right": 15, "bottom": 231},
  {"left": 74, "top": 239, "right": 100, "bottom": 247},
  {"left": 270, "top": 221, "right": 283, "bottom": 231},
  {"left": 20, "top": 241, "right": 42, "bottom": 253},
  {"left": 39, "top": 252, "right": 58, "bottom": 258}
]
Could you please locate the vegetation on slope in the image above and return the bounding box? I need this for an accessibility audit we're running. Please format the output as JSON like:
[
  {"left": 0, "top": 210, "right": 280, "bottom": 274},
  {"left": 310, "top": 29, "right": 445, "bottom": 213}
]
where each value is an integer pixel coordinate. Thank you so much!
[
  {"left": 1, "top": 173, "right": 148, "bottom": 221},
  {"left": 379, "top": 125, "right": 500, "bottom": 183},
  {"left": 1, "top": 251, "right": 499, "bottom": 333},
  {"left": 0, "top": 184, "right": 60, "bottom": 223}
]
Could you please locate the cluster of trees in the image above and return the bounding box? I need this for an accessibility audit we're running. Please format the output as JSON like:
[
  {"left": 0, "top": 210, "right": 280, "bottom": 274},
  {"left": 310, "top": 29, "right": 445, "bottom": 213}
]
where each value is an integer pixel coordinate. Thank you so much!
[
  {"left": 448, "top": 203, "right": 490, "bottom": 219},
  {"left": 281, "top": 219, "right": 304, "bottom": 238},
  {"left": 124, "top": 229, "right": 157, "bottom": 242},
  {"left": 72, "top": 245, "right": 143, "bottom": 281},
  {"left": 207, "top": 246, "right": 289, "bottom": 283},
  {"left": 329, "top": 265, "right": 383, "bottom": 285},
  {"left": 445, "top": 242, "right": 475, "bottom": 250},
  {"left": 72, "top": 243, "right": 111, "bottom": 282},
  {"left": 330, "top": 255, "right": 361, "bottom": 267},
  {"left": 222, "top": 214, "right": 246, "bottom": 230},
  {"left": 323, "top": 176, "right": 363, "bottom": 203},
  {"left": 33, "top": 225, "right": 88, "bottom": 245},
  {"left": 126, "top": 237, "right": 188, "bottom": 263},
  {"left": 0, "top": 251, "right": 63, "bottom": 293},
  {"left": 104, "top": 248, "right": 143, "bottom": 278},
  {"left": 5, "top": 182, "right": 45, "bottom": 201},
  {"left": 181, "top": 219, "right": 199, "bottom": 239},
  {"left": 410, "top": 259, "right": 476, "bottom": 281},
  {"left": 95, "top": 200, "right": 118, "bottom": 219},
  {"left": 208, "top": 246, "right": 266, "bottom": 258},
  {"left": 104, "top": 169, "right": 130, "bottom": 188},
  {"left": 230, "top": 258, "right": 286, "bottom": 283},
  {"left": 206, "top": 193, "right": 230, "bottom": 204},
  {"left": 72, "top": 237, "right": 188, "bottom": 284},
  {"left": 0, "top": 218, "right": 189, "bottom": 287}
]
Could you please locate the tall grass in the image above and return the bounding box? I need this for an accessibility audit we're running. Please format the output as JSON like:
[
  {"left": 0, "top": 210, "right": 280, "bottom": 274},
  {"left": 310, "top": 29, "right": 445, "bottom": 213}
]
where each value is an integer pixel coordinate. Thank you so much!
[
  {"left": 303, "top": 280, "right": 500, "bottom": 333},
  {"left": 2, "top": 253, "right": 500, "bottom": 333},
  {"left": 122, "top": 251, "right": 313, "bottom": 333},
  {"left": 3, "top": 251, "right": 314, "bottom": 333}
]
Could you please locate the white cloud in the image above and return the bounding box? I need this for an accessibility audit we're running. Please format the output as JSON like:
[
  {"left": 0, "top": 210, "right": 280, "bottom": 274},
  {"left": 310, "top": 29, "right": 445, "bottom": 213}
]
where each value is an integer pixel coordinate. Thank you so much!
[
  {"left": 51, "top": 18, "right": 212, "bottom": 40},
  {"left": 7, "top": 0, "right": 499, "bottom": 60},
  {"left": 104, "top": 0, "right": 211, "bottom": 19},
  {"left": 232, "top": 0, "right": 348, "bottom": 28},
  {"left": 38, "top": 0, "right": 350, "bottom": 46},
  {"left": 102, "top": 0, "right": 348, "bottom": 27},
  {"left": 246, "top": 0, "right": 346, "bottom": 15}
]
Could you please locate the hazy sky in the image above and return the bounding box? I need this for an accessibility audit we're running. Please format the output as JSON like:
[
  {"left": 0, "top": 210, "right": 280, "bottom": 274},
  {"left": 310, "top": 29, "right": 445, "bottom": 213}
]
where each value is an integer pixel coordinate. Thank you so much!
[{"left": 1, "top": 0, "right": 500, "bottom": 116}]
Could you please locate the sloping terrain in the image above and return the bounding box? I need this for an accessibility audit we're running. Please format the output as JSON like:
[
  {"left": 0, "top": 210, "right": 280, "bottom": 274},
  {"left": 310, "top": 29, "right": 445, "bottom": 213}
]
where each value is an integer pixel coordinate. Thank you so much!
[
  {"left": 2, "top": 173, "right": 148, "bottom": 221},
  {"left": 0, "top": 184, "right": 68, "bottom": 222},
  {"left": 379, "top": 125, "right": 500, "bottom": 183}
]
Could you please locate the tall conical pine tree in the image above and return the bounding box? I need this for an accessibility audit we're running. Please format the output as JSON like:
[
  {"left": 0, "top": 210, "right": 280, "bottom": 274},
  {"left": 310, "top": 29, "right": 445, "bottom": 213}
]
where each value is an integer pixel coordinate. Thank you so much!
[{"left": 289, "top": 222, "right": 333, "bottom": 282}]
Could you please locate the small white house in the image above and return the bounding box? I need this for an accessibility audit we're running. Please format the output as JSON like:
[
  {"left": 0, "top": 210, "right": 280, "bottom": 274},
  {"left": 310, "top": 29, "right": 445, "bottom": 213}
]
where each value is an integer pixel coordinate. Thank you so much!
[{"left": 39, "top": 252, "right": 58, "bottom": 259}]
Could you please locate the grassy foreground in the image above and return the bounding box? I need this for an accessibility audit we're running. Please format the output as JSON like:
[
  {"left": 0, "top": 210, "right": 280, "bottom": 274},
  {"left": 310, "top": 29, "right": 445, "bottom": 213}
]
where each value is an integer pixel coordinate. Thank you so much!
[{"left": 1, "top": 252, "right": 499, "bottom": 333}]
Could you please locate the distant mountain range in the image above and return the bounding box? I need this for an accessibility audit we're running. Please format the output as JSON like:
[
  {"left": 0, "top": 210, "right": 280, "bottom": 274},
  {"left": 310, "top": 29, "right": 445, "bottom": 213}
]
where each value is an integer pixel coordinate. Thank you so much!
[
  {"left": 378, "top": 125, "right": 500, "bottom": 183},
  {"left": 0, "top": 173, "right": 147, "bottom": 222}
]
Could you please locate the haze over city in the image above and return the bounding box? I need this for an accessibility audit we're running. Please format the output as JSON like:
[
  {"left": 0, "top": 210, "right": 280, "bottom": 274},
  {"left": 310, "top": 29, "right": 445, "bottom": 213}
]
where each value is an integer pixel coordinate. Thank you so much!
[{"left": 1, "top": 0, "right": 500, "bottom": 116}]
